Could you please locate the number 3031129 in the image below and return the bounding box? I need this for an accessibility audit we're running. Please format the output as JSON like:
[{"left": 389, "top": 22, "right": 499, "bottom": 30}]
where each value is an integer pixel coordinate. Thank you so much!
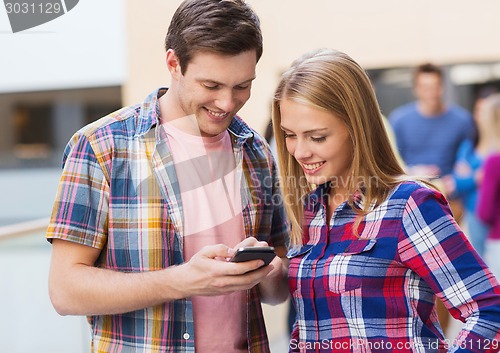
[{"left": 5, "top": 2, "right": 62, "bottom": 14}]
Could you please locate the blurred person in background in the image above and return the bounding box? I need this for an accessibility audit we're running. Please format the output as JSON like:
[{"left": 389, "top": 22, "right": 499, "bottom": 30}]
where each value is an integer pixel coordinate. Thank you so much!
[
  {"left": 272, "top": 48, "right": 500, "bottom": 353},
  {"left": 477, "top": 93, "right": 500, "bottom": 278},
  {"left": 46, "top": 1, "right": 289, "bottom": 352},
  {"left": 442, "top": 86, "right": 499, "bottom": 257},
  {"left": 389, "top": 63, "right": 474, "bottom": 180},
  {"left": 389, "top": 63, "right": 475, "bottom": 332}
]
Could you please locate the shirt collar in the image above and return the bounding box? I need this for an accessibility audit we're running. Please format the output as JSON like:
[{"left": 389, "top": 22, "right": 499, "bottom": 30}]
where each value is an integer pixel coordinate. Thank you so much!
[
  {"left": 351, "top": 189, "right": 377, "bottom": 212},
  {"left": 228, "top": 116, "right": 254, "bottom": 147},
  {"left": 306, "top": 182, "right": 376, "bottom": 212},
  {"left": 134, "top": 88, "right": 164, "bottom": 137}
]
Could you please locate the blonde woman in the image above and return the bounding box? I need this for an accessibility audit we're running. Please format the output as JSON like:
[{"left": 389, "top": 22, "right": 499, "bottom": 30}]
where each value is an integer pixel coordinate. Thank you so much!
[
  {"left": 478, "top": 93, "right": 500, "bottom": 278},
  {"left": 272, "top": 48, "right": 500, "bottom": 353}
]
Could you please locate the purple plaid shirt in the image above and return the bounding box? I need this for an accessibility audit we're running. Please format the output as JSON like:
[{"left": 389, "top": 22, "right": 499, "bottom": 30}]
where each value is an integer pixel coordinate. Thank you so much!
[
  {"left": 288, "top": 181, "right": 500, "bottom": 353},
  {"left": 46, "top": 88, "right": 289, "bottom": 353}
]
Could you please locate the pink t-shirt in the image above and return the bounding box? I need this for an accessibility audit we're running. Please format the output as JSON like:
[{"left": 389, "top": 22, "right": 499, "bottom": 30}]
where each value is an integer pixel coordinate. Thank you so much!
[{"left": 164, "top": 121, "right": 247, "bottom": 353}]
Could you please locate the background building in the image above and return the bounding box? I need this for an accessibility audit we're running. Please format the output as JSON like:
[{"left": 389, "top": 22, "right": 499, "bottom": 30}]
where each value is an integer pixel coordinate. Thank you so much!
[
  {"left": 1, "top": 1, "right": 499, "bottom": 352},
  {"left": 2, "top": 0, "right": 500, "bottom": 172}
]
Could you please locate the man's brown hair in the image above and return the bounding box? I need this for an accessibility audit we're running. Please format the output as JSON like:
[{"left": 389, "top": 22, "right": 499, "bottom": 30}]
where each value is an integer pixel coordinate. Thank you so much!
[
  {"left": 165, "top": 0, "right": 263, "bottom": 74},
  {"left": 413, "top": 62, "right": 443, "bottom": 84}
]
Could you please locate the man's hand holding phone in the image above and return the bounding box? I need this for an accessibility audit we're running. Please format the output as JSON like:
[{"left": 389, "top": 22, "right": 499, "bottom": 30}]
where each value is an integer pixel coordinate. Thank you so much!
[
  {"left": 178, "top": 239, "right": 276, "bottom": 297},
  {"left": 229, "top": 238, "right": 288, "bottom": 305}
]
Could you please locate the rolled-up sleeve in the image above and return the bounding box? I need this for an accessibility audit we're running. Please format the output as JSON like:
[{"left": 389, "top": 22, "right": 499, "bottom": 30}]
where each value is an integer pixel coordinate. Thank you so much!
[{"left": 46, "top": 132, "right": 109, "bottom": 249}]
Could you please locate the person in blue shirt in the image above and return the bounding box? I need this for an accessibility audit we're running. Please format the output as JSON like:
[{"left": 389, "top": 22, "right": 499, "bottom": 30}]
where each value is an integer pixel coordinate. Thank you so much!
[
  {"left": 389, "top": 62, "right": 475, "bottom": 335},
  {"left": 389, "top": 63, "right": 474, "bottom": 178}
]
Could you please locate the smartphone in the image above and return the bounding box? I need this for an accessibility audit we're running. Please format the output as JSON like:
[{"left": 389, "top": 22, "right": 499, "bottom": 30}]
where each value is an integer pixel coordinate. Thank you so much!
[{"left": 230, "top": 246, "right": 276, "bottom": 266}]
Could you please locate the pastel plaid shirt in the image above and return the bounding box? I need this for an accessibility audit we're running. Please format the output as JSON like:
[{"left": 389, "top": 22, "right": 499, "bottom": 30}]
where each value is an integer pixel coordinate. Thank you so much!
[
  {"left": 288, "top": 181, "right": 500, "bottom": 353},
  {"left": 46, "top": 88, "right": 289, "bottom": 353}
]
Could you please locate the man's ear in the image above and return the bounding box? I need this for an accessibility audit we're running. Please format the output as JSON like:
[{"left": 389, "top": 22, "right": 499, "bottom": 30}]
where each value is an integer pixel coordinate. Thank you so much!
[{"left": 166, "top": 49, "right": 182, "bottom": 80}]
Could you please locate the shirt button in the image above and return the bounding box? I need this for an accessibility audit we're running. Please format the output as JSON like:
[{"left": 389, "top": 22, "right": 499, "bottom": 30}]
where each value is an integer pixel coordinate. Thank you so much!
[
  {"left": 183, "top": 333, "right": 190, "bottom": 340},
  {"left": 344, "top": 248, "right": 350, "bottom": 253}
]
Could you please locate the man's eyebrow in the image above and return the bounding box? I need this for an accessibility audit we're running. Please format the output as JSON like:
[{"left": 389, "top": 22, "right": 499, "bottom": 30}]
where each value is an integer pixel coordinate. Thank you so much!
[
  {"left": 237, "top": 77, "right": 256, "bottom": 85},
  {"left": 197, "top": 77, "right": 256, "bottom": 86}
]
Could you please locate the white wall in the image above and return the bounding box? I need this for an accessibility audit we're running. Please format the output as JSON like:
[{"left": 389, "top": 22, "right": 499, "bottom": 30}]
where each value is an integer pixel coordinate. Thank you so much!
[{"left": 0, "top": 0, "right": 126, "bottom": 93}]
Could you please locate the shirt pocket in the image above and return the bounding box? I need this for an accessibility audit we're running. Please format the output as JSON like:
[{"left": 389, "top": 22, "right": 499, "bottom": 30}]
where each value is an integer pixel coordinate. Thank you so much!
[
  {"left": 327, "top": 238, "right": 376, "bottom": 294},
  {"left": 287, "top": 244, "right": 314, "bottom": 299}
]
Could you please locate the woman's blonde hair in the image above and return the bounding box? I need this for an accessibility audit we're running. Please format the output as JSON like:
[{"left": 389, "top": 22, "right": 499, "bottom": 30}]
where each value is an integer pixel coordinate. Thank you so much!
[
  {"left": 272, "top": 49, "right": 406, "bottom": 246},
  {"left": 479, "top": 93, "right": 500, "bottom": 151}
]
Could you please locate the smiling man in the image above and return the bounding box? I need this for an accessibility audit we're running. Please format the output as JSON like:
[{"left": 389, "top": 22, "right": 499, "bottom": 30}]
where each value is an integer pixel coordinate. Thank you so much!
[{"left": 46, "top": 1, "right": 289, "bottom": 352}]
